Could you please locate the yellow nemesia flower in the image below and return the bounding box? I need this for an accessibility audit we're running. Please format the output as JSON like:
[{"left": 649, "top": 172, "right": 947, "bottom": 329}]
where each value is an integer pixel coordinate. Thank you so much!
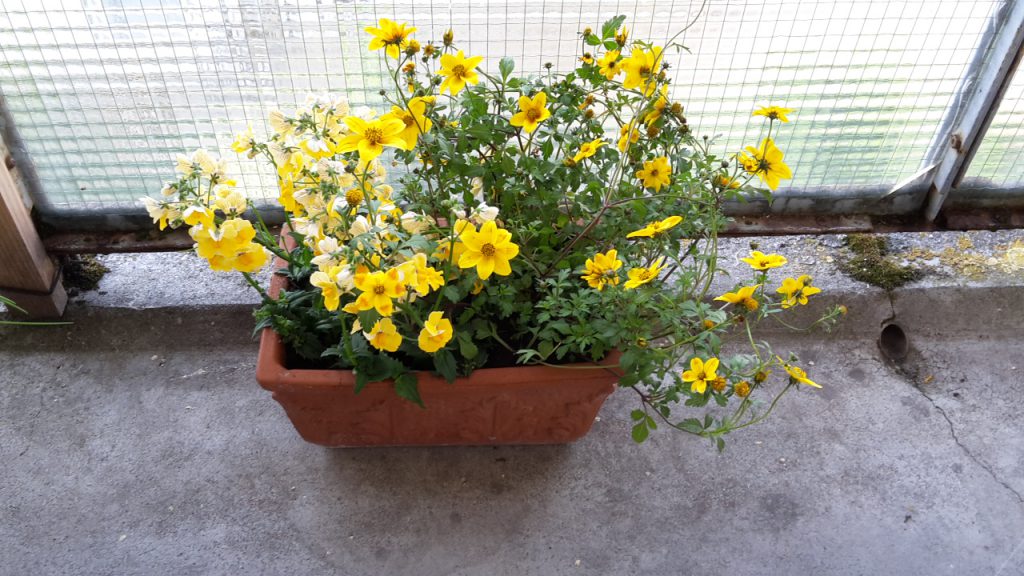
[
  {"left": 624, "top": 257, "right": 666, "bottom": 289},
  {"left": 403, "top": 253, "right": 445, "bottom": 296},
  {"left": 352, "top": 267, "right": 407, "bottom": 316},
  {"left": 621, "top": 46, "right": 663, "bottom": 96},
  {"left": 182, "top": 205, "right": 215, "bottom": 229},
  {"left": 636, "top": 156, "right": 672, "bottom": 191},
  {"left": 438, "top": 50, "right": 484, "bottom": 95},
  {"left": 752, "top": 105, "right": 795, "bottom": 123},
  {"left": 365, "top": 19, "right": 417, "bottom": 59},
  {"left": 232, "top": 244, "right": 269, "bottom": 273},
  {"left": 364, "top": 318, "right": 403, "bottom": 352},
  {"left": 509, "top": 92, "right": 551, "bottom": 134},
  {"left": 581, "top": 249, "right": 623, "bottom": 291},
  {"left": 626, "top": 215, "right": 682, "bottom": 239},
  {"left": 189, "top": 218, "right": 267, "bottom": 273},
  {"left": 572, "top": 138, "right": 607, "bottom": 163},
  {"left": 458, "top": 220, "right": 520, "bottom": 280},
  {"left": 776, "top": 275, "right": 821, "bottom": 308},
  {"left": 738, "top": 138, "right": 792, "bottom": 191},
  {"left": 715, "top": 284, "right": 761, "bottom": 311},
  {"left": 384, "top": 96, "right": 434, "bottom": 149},
  {"left": 741, "top": 250, "right": 787, "bottom": 271},
  {"left": 681, "top": 357, "right": 720, "bottom": 394},
  {"left": 311, "top": 269, "right": 343, "bottom": 311},
  {"left": 778, "top": 356, "right": 821, "bottom": 388},
  {"left": 417, "top": 311, "right": 454, "bottom": 353},
  {"left": 598, "top": 50, "right": 622, "bottom": 80},
  {"left": 336, "top": 116, "right": 409, "bottom": 164},
  {"left": 231, "top": 125, "right": 255, "bottom": 154}
]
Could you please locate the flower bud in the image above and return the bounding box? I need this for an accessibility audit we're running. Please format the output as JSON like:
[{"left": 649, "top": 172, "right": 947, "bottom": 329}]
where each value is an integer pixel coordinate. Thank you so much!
[
  {"left": 584, "top": 108, "right": 595, "bottom": 119},
  {"left": 406, "top": 39, "right": 421, "bottom": 55},
  {"left": 754, "top": 370, "right": 769, "bottom": 384},
  {"left": 711, "top": 377, "right": 727, "bottom": 393},
  {"left": 443, "top": 29, "right": 454, "bottom": 46},
  {"left": 734, "top": 381, "right": 751, "bottom": 397},
  {"left": 582, "top": 27, "right": 593, "bottom": 36}
]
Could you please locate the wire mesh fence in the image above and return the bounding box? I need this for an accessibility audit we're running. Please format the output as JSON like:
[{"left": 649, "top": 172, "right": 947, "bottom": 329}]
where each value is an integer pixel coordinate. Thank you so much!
[
  {"left": 0, "top": 0, "right": 1011, "bottom": 217},
  {"left": 964, "top": 65, "right": 1023, "bottom": 189}
]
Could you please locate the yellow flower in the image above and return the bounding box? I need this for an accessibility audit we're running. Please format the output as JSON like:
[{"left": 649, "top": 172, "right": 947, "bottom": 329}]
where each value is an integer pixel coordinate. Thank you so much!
[
  {"left": 232, "top": 243, "right": 269, "bottom": 273},
  {"left": 438, "top": 50, "right": 484, "bottom": 95},
  {"left": 621, "top": 46, "right": 663, "bottom": 96},
  {"left": 352, "top": 267, "right": 407, "bottom": 316},
  {"left": 598, "top": 50, "right": 622, "bottom": 80},
  {"left": 189, "top": 219, "right": 267, "bottom": 273},
  {"left": 626, "top": 215, "right": 682, "bottom": 239},
  {"left": 778, "top": 356, "right": 821, "bottom": 388},
  {"left": 642, "top": 86, "right": 669, "bottom": 126},
  {"left": 365, "top": 19, "right": 417, "bottom": 59},
  {"left": 734, "top": 381, "right": 751, "bottom": 397},
  {"left": 615, "top": 27, "right": 629, "bottom": 46},
  {"left": 738, "top": 138, "right": 792, "bottom": 191},
  {"left": 572, "top": 138, "right": 607, "bottom": 163},
  {"left": 509, "top": 92, "right": 551, "bottom": 134},
  {"left": 581, "top": 249, "right": 623, "bottom": 291},
  {"left": 311, "top": 268, "right": 343, "bottom": 311},
  {"left": 417, "top": 311, "right": 454, "bottom": 353},
  {"left": 741, "top": 250, "right": 787, "bottom": 271},
  {"left": 753, "top": 105, "right": 795, "bottom": 123},
  {"left": 458, "top": 221, "right": 519, "bottom": 280},
  {"left": 624, "top": 257, "right": 666, "bottom": 289},
  {"left": 716, "top": 174, "right": 740, "bottom": 189},
  {"left": 776, "top": 275, "right": 821, "bottom": 308},
  {"left": 384, "top": 96, "right": 434, "bottom": 149},
  {"left": 182, "top": 205, "right": 215, "bottom": 229},
  {"left": 579, "top": 53, "right": 594, "bottom": 65},
  {"left": 336, "top": 116, "right": 409, "bottom": 164},
  {"left": 403, "top": 253, "right": 445, "bottom": 296},
  {"left": 364, "top": 318, "right": 403, "bottom": 352},
  {"left": 636, "top": 156, "right": 672, "bottom": 191},
  {"left": 681, "top": 357, "right": 720, "bottom": 394},
  {"left": 715, "top": 284, "right": 761, "bottom": 311},
  {"left": 618, "top": 121, "right": 640, "bottom": 152},
  {"left": 231, "top": 125, "right": 255, "bottom": 154}
]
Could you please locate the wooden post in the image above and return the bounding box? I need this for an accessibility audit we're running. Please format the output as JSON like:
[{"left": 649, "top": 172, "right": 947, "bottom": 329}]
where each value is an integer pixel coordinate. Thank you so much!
[{"left": 0, "top": 161, "right": 66, "bottom": 318}]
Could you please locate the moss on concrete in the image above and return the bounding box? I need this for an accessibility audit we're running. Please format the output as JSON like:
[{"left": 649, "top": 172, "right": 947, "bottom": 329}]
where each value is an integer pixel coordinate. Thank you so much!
[
  {"left": 60, "top": 254, "right": 110, "bottom": 293},
  {"left": 839, "top": 234, "right": 922, "bottom": 291}
]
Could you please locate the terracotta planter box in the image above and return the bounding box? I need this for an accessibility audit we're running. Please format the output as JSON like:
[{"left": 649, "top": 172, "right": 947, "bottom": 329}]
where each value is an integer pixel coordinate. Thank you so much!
[{"left": 255, "top": 271, "right": 621, "bottom": 447}]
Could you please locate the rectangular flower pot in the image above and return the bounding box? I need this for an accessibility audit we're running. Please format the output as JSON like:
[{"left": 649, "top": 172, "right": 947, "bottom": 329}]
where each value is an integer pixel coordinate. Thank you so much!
[{"left": 255, "top": 271, "right": 621, "bottom": 447}]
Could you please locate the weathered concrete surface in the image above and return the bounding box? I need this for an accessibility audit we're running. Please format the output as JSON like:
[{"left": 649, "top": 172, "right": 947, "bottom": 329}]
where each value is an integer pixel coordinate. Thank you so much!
[{"left": 2, "top": 232, "right": 1024, "bottom": 575}]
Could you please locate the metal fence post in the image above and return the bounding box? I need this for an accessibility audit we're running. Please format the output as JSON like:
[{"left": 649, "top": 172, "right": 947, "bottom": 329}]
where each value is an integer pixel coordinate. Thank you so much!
[{"left": 923, "top": 0, "right": 1024, "bottom": 221}]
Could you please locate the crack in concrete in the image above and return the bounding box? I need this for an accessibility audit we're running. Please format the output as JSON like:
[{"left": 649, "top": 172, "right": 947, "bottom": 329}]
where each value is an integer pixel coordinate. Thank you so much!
[{"left": 912, "top": 382, "right": 1024, "bottom": 505}]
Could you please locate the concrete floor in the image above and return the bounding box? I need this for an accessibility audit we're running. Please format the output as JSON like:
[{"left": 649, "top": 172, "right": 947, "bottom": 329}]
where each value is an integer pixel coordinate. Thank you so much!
[{"left": 2, "top": 236, "right": 1024, "bottom": 575}]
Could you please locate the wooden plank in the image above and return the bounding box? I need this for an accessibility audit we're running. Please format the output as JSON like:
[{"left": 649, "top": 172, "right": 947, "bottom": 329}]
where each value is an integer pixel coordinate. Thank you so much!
[{"left": 0, "top": 162, "right": 66, "bottom": 318}]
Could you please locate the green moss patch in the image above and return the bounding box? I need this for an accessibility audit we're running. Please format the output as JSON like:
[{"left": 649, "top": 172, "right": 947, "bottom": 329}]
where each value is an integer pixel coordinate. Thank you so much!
[
  {"left": 839, "top": 234, "right": 922, "bottom": 291},
  {"left": 60, "top": 254, "right": 110, "bottom": 293}
]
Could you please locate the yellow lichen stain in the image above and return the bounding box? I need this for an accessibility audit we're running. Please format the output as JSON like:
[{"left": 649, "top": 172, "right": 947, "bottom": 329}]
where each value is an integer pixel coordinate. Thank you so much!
[{"left": 895, "top": 237, "right": 1024, "bottom": 280}]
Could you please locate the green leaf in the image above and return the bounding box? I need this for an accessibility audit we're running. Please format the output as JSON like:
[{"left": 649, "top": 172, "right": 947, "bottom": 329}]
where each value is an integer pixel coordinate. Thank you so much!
[
  {"left": 631, "top": 422, "right": 650, "bottom": 443},
  {"left": 394, "top": 372, "right": 424, "bottom": 408},
  {"left": 603, "top": 39, "right": 619, "bottom": 51},
  {"left": 433, "top": 349, "right": 458, "bottom": 383},
  {"left": 457, "top": 332, "right": 479, "bottom": 360},
  {"left": 716, "top": 437, "right": 726, "bottom": 452},
  {"left": 601, "top": 15, "right": 627, "bottom": 39},
  {"left": 442, "top": 285, "right": 461, "bottom": 303},
  {"left": 630, "top": 409, "right": 645, "bottom": 421},
  {"left": 498, "top": 57, "right": 515, "bottom": 80},
  {"left": 584, "top": 34, "right": 602, "bottom": 46},
  {"left": 354, "top": 369, "right": 370, "bottom": 394},
  {"left": 537, "top": 340, "right": 555, "bottom": 360}
]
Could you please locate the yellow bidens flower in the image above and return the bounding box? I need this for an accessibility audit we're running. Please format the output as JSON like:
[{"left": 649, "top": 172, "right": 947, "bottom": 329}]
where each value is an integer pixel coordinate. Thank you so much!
[
  {"left": 572, "top": 138, "right": 607, "bottom": 163},
  {"left": 352, "top": 267, "right": 407, "bottom": 317},
  {"left": 778, "top": 356, "right": 821, "bottom": 388},
  {"left": 682, "top": 357, "right": 720, "bottom": 394},
  {"left": 738, "top": 138, "right": 792, "bottom": 191},
  {"left": 417, "top": 311, "right": 454, "bottom": 353},
  {"left": 365, "top": 19, "right": 417, "bottom": 59},
  {"left": 776, "top": 275, "right": 821, "bottom": 308},
  {"left": 618, "top": 121, "right": 640, "bottom": 152},
  {"left": 636, "top": 156, "right": 672, "bottom": 191},
  {"left": 624, "top": 257, "right": 666, "bottom": 289},
  {"left": 581, "top": 249, "right": 623, "bottom": 291},
  {"left": 626, "top": 215, "right": 682, "bottom": 239},
  {"left": 753, "top": 105, "right": 795, "bottom": 123},
  {"left": 642, "top": 86, "right": 669, "bottom": 126},
  {"left": 438, "top": 50, "right": 483, "bottom": 96},
  {"left": 509, "top": 92, "right": 551, "bottom": 134},
  {"left": 716, "top": 284, "right": 761, "bottom": 311},
  {"left": 741, "top": 250, "right": 788, "bottom": 271},
  {"left": 364, "top": 318, "right": 403, "bottom": 352},
  {"left": 621, "top": 46, "right": 663, "bottom": 96},
  {"left": 336, "top": 116, "right": 409, "bottom": 164},
  {"left": 384, "top": 96, "right": 434, "bottom": 149},
  {"left": 458, "top": 221, "right": 520, "bottom": 280},
  {"left": 598, "top": 50, "right": 622, "bottom": 80}
]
